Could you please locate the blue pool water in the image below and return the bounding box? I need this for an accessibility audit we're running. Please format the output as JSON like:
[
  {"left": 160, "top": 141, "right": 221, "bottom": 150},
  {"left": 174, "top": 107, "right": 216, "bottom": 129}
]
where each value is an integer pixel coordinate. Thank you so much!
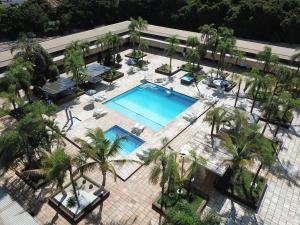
[
  {"left": 104, "top": 83, "right": 197, "bottom": 131},
  {"left": 104, "top": 125, "right": 144, "bottom": 156}
]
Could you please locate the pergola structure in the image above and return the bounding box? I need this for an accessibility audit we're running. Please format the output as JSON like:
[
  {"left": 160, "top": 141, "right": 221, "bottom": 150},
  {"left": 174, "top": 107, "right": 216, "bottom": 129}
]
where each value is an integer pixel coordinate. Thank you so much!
[
  {"left": 84, "top": 63, "right": 111, "bottom": 84},
  {"left": 42, "top": 77, "right": 75, "bottom": 99}
]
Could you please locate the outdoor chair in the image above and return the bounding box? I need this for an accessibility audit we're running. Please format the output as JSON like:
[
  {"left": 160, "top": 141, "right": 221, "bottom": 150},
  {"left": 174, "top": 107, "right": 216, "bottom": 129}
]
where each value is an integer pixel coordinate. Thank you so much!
[
  {"left": 93, "top": 109, "right": 107, "bottom": 118},
  {"left": 183, "top": 112, "right": 197, "bottom": 122},
  {"left": 132, "top": 123, "right": 145, "bottom": 135}
]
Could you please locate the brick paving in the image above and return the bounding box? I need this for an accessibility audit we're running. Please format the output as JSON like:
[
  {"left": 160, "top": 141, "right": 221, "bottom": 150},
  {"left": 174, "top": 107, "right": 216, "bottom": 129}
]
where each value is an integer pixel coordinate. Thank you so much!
[{"left": 0, "top": 50, "right": 299, "bottom": 225}]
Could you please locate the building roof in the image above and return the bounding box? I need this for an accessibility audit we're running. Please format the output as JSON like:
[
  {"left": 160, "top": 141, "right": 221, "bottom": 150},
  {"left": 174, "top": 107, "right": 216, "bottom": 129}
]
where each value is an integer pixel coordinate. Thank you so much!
[
  {"left": 0, "top": 188, "right": 39, "bottom": 225},
  {"left": 84, "top": 63, "right": 110, "bottom": 78},
  {"left": 42, "top": 77, "right": 75, "bottom": 96},
  {"left": 0, "top": 20, "right": 297, "bottom": 68}
]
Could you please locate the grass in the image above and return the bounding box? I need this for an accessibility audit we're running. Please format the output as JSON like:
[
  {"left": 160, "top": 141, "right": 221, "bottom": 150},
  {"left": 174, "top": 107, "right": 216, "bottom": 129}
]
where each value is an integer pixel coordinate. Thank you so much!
[
  {"left": 0, "top": 108, "right": 7, "bottom": 118},
  {"left": 127, "top": 50, "right": 145, "bottom": 59},
  {"left": 157, "top": 189, "right": 203, "bottom": 212},
  {"left": 181, "top": 63, "right": 200, "bottom": 73},
  {"left": 229, "top": 169, "right": 265, "bottom": 204},
  {"left": 157, "top": 64, "right": 172, "bottom": 73}
]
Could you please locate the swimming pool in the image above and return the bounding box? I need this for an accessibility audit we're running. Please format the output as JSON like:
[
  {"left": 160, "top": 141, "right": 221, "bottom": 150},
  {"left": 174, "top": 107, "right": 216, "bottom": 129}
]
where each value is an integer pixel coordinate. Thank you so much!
[
  {"left": 104, "top": 125, "right": 144, "bottom": 156},
  {"left": 104, "top": 83, "right": 197, "bottom": 131}
]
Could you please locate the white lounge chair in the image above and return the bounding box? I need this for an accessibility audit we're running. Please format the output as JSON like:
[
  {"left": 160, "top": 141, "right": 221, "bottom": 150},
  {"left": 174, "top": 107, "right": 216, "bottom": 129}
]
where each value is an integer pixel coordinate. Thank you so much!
[
  {"left": 141, "top": 65, "right": 149, "bottom": 71},
  {"left": 132, "top": 123, "right": 145, "bottom": 135},
  {"left": 203, "top": 95, "right": 219, "bottom": 105},
  {"left": 93, "top": 109, "right": 107, "bottom": 118},
  {"left": 126, "top": 58, "right": 136, "bottom": 65},
  {"left": 86, "top": 89, "right": 96, "bottom": 96},
  {"left": 93, "top": 93, "right": 107, "bottom": 102},
  {"left": 183, "top": 112, "right": 197, "bottom": 122},
  {"left": 136, "top": 149, "right": 150, "bottom": 158}
]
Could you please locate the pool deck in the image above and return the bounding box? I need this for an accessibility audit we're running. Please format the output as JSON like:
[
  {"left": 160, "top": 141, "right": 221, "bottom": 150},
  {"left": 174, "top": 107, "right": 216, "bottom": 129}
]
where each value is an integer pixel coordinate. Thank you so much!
[
  {"left": 54, "top": 49, "right": 213, "bottom": 180},
  {"left": 0, "top": 49, "right": 299, "bottom": 225}
]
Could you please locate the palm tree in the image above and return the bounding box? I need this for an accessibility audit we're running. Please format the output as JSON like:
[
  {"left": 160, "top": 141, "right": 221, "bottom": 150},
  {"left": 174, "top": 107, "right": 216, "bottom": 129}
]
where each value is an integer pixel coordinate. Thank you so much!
[
  {"left": 244, "top": 69, "right": 272, "bottom": 113},
  {"left": 186, "top": 48, "right": 201, "bottom": 94},
  {"left": 186, "top": 36, "right": 199, "bottom": 50},
  {"left": 257, "top": 46, "right": 279, "bottom": 73},
  {"left": 218, "top": 123, "right": 261, "bottom": 183},
  {"left": 291, "top": 48, "right": 300, "bottom": 75},
  {"left": 64, "top": 43, "right": 86, "bottom": 91},
  {"left": 95, "top": 35, "right": 107, "bottom": 63},
  {"left": 75, "top": 128, "right": 128, "bottom": 188},
  {"left": 216, "top": 27, "right": 235, "bottom": 77},
  {"left": 111, "top": 34, "right": 121, "bottom": 65},
  {"left": 232, "top": 48, "right": 245, "bottom": 66},
  {"left": 143, "top": 138, "right": 174, "bottom": 210},
  {"left": 79, "top": 41, "right": 91, "bottom": 68},
  {"left": 136, "top": 17, "right": 148, "bottom": 43},
  {"left": 165, "top": 35, "right": 179, "bottom": 74},
  {"left": 130, "top": 31, "right": 140, "bottom": 55},
  {"left": 280, "top": 92, "right": 300, "bottom": 119},
  {"left": 0, "top": 129, "right": 24, "bottom": 172},
  {"left": 203, "top": 107, "right": 229, "bottom": 137},
  {"left": 11, "top": 36, "right": 59, "bottom": 87},
  {"left": 198, "top": 24, "right": 215, "bottom": 47},
  {"left": 5, "top": 57, "right": 33, "bottom": 101},
  {"left": 0, "top": 101, "right": 58, "bottom": 171},
  {"left": 0, "top": 84, "right": 23, "bottom": 110},
  {"left": 138, "top": 40, "right": 149, "bottom": 63},
  {"left": 261, "top": 95, "right": 280, "bottom": 134},
  {"left": 250, "top": 139, "right": 274, "bottom": 195},
  {"left": 41, "top": 148, "right": 80, "bottom": 207},
  {"left": 184, "top": 149, "right": 206, "bottom": 199}
]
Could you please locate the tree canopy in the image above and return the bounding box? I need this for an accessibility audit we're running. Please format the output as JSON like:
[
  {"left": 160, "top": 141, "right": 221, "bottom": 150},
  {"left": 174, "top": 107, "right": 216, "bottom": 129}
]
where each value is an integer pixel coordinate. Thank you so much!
[{"left": 1, "top": 0, "right": 300, "bottom": 43}]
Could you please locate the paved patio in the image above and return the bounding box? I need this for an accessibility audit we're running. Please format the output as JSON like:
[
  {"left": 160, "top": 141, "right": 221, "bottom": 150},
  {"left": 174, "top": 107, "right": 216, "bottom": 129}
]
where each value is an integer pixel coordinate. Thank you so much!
[{"left": 0, "top": 49, "right": 299, "bottom": 225}]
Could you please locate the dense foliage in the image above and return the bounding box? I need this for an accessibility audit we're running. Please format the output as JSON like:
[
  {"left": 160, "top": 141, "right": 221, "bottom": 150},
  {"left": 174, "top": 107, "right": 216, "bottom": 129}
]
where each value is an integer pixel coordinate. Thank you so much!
[{"left": 1, "top": 0, "right": 300, "bottom": 43}]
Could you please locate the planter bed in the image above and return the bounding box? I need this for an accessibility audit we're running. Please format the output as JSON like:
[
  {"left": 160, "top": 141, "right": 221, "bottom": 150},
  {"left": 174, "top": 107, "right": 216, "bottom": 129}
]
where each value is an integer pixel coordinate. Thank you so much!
[
  {"left": 102, "top": 71, "right": 124, "bottom": 82},
  {"left": 48, "top": 175, "right": 109, "bottom": 224},
  {"left": 152, "top": 188, "right": 208, "bottom": 215},
  {"left": 155, "top": 64, "right": 181, "bottom": 76},
  {"left": 125, "top": 51, "right": 146, "bottom": 60},
  {"left": 181, "top": 63, "right": 202, "bottom": 73},
  {"left": 215, "top": 168, "right": 267, "bottom": 210},
  {"left": 15, "top": 168, "right": 47, "bottom": 190}
]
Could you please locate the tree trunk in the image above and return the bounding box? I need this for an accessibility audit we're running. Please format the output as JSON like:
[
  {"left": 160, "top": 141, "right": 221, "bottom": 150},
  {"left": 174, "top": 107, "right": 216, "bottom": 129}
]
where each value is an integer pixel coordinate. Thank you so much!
[
  {"left": 69, "top": 168, "right": 80, "bottom": 207},
  {"left": 250, "top": 163, "right": 262, "bottom": 195},
  {"left": 186, "top": 176, "right": 193, "bottom": 201},
  {"left": 250, "top": 89, "right": 259, "bottom": 113},
  {"left": 160, "top": 166, "right": 166, "bottom": 211},
  {"left": 211, "top": 118, "right": 215, "bottom": 137},
  {"left": 234, "top": 80, "right": 241, "bottom": 108},
  {"left": 101, "top": 171, "right": 106, "bottom": 188},
  {"left": 169, "top": 57, "right": 172, "bottom": 75}
]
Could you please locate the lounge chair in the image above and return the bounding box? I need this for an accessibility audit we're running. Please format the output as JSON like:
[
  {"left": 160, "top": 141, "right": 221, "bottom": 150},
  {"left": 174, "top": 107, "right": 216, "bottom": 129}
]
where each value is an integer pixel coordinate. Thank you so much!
[
  {"left": 132, "top": 123, "right": 145, "bottom": 135},
  {"left": 93, "top": 109, "right": 107, "bottom": 118},
  {"left": 141, "top": 65, "right": 149, "bottom": 71},
  {"left": 86, "top": 89, "right": 96, "bottom": 96},
  {"left": 136, "top": 149, "right": 150, "bottom": 159},
  {"left": 93, "top": 93, "right": 107, "bottom": 102},
  {"left": 203, "top": 95, "right": 219, "bottom": 104},
  {"left": 126, "top": 58, "right": 136, "bottom": 65},
  {"left": 183, "top": 112, "right": 197, "bottom": 122}
]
